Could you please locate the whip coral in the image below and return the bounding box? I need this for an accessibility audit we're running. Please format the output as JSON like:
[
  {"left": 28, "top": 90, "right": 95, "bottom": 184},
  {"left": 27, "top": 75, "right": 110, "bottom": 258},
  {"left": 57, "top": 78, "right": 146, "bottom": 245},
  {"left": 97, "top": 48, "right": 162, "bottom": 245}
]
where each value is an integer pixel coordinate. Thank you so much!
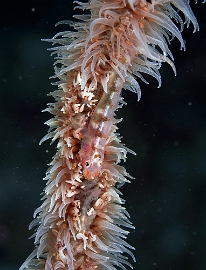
[{"left": 20, "top": 0, "right": 203, "bottom": 269}]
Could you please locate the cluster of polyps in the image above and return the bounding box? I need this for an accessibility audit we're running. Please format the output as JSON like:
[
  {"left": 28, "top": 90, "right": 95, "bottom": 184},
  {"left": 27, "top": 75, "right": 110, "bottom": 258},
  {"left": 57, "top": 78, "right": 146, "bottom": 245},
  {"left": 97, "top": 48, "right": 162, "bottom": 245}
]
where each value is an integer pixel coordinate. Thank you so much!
[{"left": 20, "top": 0, "right": 201, "bottom": 269}]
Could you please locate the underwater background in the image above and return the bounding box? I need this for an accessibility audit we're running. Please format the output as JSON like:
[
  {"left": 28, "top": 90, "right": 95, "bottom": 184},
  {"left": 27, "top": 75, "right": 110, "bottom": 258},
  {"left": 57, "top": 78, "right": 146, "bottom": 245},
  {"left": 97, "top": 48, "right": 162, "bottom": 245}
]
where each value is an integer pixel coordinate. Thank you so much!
[{"left": 0, "top": 0, "right": 206, "bottom": 269}]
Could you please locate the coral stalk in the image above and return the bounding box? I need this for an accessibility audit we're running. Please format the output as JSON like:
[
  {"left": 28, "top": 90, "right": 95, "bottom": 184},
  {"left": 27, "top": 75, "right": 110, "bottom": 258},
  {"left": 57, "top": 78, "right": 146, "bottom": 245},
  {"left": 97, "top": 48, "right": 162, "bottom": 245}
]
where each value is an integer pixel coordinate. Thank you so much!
[{"left": 20, "top": 0, "right": 203, "bottom": 269}]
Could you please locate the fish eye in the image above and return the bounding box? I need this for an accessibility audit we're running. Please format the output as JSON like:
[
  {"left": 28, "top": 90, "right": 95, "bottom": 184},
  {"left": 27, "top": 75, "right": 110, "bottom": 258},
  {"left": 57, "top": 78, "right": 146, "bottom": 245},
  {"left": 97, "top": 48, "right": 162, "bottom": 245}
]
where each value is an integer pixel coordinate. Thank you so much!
[{"left": 85, "top": 160, "right": 90, "bottom": 167}]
